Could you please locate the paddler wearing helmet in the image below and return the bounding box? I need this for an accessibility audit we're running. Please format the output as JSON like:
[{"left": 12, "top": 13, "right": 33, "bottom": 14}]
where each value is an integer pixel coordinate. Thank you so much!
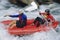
[
  {"left": 45, "top": 9, "right": 55, "bottom": 22},
  {"left": 6, "top": 10, "right": 27, "bottom": 28},
  {"left": 39, "top": 9, "right": 55, "bottom": 26}
]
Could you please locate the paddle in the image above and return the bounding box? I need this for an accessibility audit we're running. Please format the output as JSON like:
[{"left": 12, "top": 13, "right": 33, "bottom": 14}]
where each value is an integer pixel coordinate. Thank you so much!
[{"left": 48, "top": 20, "right": 60, "bottom": 33}]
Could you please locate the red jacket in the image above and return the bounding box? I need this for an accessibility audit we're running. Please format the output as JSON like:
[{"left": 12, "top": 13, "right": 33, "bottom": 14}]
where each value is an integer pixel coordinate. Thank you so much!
[
  {"left": 47, "top": 15, "right": 55, "bottom": 22},
  {"left": 39, "top": 12, "right": 55, "bottom": 22}
]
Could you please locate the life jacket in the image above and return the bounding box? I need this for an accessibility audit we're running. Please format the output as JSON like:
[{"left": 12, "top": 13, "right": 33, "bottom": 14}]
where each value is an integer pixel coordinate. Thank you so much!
[
  {"left": 47, "top": 15, "right": 55, "bottom": 22},
  {"left": 18, "top": 14, "right": 27, "bottom": 24},
  {"left": 18, "top": 14, "right": 22, "bottom": 23},
  {"left": 40, "top": 12, "right": 55, "bottom": 22}
]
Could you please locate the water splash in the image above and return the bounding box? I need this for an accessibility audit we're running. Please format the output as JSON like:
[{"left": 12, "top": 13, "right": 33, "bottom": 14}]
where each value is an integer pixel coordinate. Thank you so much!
[{"left": 0, "top": 0, "right": 60, "bottom": 40}]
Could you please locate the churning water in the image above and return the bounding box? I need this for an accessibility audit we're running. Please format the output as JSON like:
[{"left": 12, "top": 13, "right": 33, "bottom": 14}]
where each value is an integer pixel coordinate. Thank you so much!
[{"left": 0, "top": 0, "right": 60, "bottom": 40}]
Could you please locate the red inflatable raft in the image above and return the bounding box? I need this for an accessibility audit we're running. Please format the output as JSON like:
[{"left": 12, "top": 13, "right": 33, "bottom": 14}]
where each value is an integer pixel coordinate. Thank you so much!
[{"left": 2, "top": 19, "right": 58, "bottom": 35}]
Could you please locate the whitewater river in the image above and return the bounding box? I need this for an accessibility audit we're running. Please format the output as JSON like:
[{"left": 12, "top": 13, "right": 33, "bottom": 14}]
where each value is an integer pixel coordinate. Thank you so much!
[{"left": 0, "top": 0, "right": 60, "bottom": 40}]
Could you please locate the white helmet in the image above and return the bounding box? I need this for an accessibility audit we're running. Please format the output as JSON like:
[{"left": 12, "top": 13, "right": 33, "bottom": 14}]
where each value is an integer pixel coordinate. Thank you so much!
[{"left": 18, "top": 9, "right": 24, "bottom": 14}]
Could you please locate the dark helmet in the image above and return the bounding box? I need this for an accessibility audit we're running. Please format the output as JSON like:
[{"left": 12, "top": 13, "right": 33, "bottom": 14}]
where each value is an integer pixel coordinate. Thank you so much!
[{"left": 45, "top": 9, "right": 50, "bottom": 13}]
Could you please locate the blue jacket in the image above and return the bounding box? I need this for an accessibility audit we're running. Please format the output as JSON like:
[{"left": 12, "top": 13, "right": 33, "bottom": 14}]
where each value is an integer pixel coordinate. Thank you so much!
[{"left": 9, "top": 13, "right": 27, "bottom": 21}]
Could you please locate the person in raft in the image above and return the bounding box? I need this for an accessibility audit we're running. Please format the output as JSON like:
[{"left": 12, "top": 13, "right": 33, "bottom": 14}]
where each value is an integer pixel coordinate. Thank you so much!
[
  {"left": 32, "top": 12, "right": 45, "bottom": 27},
  {"left": 5, "top": 10, "right": 27, "bottom": 28},
  {"left": 39, "top": 9, "right": 55, "bottom": 26},
  {"left": 32, "top": 9, "right": 55, "bottom": 27}
]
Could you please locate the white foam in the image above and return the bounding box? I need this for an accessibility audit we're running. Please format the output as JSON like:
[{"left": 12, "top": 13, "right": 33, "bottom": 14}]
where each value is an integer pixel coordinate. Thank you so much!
[{"left": 0, "top": 0, "right": 60, "bottom": 40}]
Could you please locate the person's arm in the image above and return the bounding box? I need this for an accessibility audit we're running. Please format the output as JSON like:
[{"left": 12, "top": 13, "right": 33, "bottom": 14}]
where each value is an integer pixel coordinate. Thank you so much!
[
  {"left": 9, "top": 15, "right": 19, "bottom": 17},
  {"left": 4, "top": 14, "right": 19, "bottom": 17},
  {"left": 39, "top": 12, "right": 45, "bottom": 15}
]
